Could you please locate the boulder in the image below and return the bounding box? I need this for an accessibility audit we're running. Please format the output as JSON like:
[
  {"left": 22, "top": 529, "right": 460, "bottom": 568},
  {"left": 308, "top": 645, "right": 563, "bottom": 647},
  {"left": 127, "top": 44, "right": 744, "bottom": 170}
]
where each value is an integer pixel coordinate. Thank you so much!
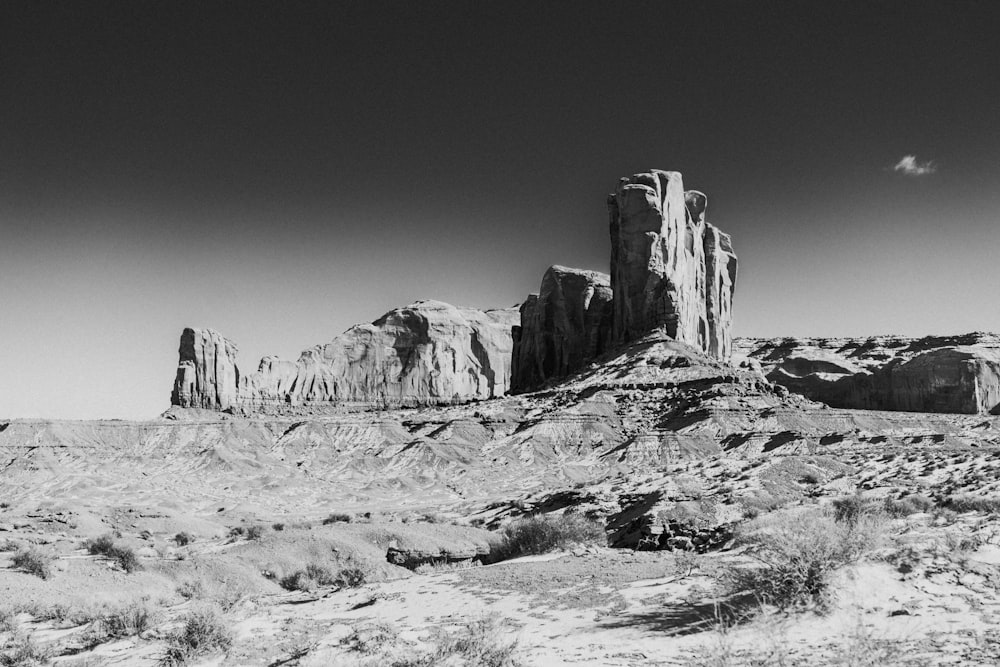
[
  {"left": 607, "top": 170, "right": 737, "bottom": 358},
  {"left": 510, "top": 265, "right": 613, "bottom": 392}
]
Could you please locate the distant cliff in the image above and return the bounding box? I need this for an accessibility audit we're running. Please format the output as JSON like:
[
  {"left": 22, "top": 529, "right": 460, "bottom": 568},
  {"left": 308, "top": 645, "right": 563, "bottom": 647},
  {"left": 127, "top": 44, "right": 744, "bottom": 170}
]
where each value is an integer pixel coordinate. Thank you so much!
[
  {"left": 736, "top": 333, "right": 1000, "bottom": 415},
  {"left": 171, "top": 301, "right": 518, "bottom": 413}
]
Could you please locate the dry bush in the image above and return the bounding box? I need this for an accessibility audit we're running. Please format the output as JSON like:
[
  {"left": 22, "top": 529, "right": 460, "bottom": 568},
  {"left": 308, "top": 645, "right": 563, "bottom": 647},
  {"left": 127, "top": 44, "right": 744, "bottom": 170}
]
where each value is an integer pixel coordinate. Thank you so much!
[
  {"left": 83, "top": 534, "right": 116, "bottom": 556},
  {"left": 491, "top": 513, "right": 604, "bottom": 561},
  {"left": 160, "top": 607, "right": 232, "bottom": 666},
  {"left": 83, "top": 534, "right": 140, "bottom": 573},
  {"left": 93, "top": 601, "right": 157, "bottom": 639},
  {"left": 942, "top": 494, "right": 1000, "bottom": 514},
  {"left": 341, "top": 615, "right": 520, "bottom": 667},
  {"left": 723, "top": 508, "right": 886, "bottom": 611},
  {"left": 173, "top": 532, "right": 193, "bottom": 547},
  {"left": 322, "top": 512, "right": 353, "bottom": 525},
  {"left": 0, "top": 633, "right": 49, "bottom": 667},
  {"left": 882, "top": 494, "right": 935, "bottom": 518},
  {"left": 0, "top": 539, "right": 19, "bottom": 553},
  {"left": 11, "top": 549, "right": 52, "bottom": 580},
  {"left": 280, "top": 563, "right": 366, "bottom": 592}
]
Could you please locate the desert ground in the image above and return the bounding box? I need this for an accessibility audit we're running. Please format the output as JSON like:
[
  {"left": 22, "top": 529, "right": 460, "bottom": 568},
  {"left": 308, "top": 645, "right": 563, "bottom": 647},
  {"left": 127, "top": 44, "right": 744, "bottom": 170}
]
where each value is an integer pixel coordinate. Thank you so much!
[{"left": 5, "top": 333, "right": 1000, "bottom": 666}]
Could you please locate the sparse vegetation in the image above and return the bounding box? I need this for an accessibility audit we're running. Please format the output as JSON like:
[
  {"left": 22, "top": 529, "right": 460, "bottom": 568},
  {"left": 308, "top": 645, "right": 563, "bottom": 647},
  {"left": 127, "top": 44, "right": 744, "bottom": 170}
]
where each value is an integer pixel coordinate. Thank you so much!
[
  {"left": 942, "top": 494, "right": 1000, "bottom": 514},
  {"left": 722, "top": 507, "right": 887, "bottom": 611},
  {"left": 341, "top": 614, "right": 520, "bottom": 667},
  {"left": 0, "top": 633, "right": 49, "bottom": 667},
  {"left": 0, "top": 539, "right": 18, "bottom": 553},
  {"left": 160, "top": 607, "right": 232, "bottom": 666},
  {"left": 271, "top": 522, "right": 285, "bottom": 531},
  {"left": 11, "top": 548, "right": 53, "bottom": 580},
  {"left": 414, "top": 559, "right": 481, "bottom": 574},
  {"left": 245, "top": 524, "right": 264, "bottom": 540},
  {"left": 322, "top": 512, "right": 353, "bottom": 525},
  {"left": 93, "top": 601, "right": 157, "bottom": 639},
  {"left": 491, "top": 513, "right": 605, "bottom": 561},
  {"left": 82, "top": 534, "right": 140, "bottom": 572},
  {"left": 173, "top": 532, "right": 193, "bottom": 546},
  {"left": 279, "top": 563, "right": 366, "bottom": 592}
]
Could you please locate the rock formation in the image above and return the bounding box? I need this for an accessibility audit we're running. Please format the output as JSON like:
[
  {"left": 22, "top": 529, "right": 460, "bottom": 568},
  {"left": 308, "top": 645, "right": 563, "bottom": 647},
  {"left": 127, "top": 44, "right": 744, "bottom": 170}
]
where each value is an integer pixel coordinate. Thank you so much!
[
  {"left": 170, "top": 328, "right": 240, "bottom": 410},
  {"left": 510, "top": 170, "right": 738, "bottom": 394},
  {"left": 510, "top": 266, "right": 613, "bottom": 392},
  {"left": 736, "top": 333, "right": 1000, "bottom": 414},
  {"left": 171, "top": 301, "right": 519, "bottom": 413},
  {"left": 608, "top": 171, "right": 737, "bottom": 357}
]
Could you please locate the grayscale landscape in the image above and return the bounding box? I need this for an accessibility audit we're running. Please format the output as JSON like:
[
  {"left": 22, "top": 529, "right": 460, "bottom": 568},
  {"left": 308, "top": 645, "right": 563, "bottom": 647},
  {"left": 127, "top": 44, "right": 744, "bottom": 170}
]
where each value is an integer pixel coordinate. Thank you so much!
[{"left": 2, "top": 3, "right": 999, "bottom": 666}]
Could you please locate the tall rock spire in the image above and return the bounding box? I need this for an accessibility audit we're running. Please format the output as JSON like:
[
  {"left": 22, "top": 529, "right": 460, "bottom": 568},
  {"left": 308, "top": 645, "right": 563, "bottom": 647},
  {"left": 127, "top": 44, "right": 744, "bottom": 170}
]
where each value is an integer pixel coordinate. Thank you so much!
[{"left": 607, "top": 169, "right": 737, "bottom": 358}]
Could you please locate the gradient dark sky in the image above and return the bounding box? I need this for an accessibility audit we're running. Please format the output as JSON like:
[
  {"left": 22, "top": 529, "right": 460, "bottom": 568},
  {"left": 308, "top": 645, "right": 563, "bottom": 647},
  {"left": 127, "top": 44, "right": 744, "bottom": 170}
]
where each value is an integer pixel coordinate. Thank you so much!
[{"left": 2, "top": 1, "right": 999, "bottom": 419}]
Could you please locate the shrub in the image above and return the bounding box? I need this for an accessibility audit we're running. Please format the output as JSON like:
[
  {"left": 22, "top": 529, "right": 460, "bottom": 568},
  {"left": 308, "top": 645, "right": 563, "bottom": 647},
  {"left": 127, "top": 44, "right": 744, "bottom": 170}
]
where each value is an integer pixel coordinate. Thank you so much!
[
  {"left": 883, "top": 494, "right": 935, "bottom": 518},
  {"left": 279, "top": 564, "right": 366, "bottom": 592},
  {"left": 245, "top": 525, "right": 264, "bottom": 540},
  {"left": 160, "top": 608, "right": 232, "bottom": 666},
  {"left": 0, "top": 539, "right": 19, "bottom": 553},
  {"left": 271, "top": 523, "right": 285, "bottom": 532},
  {"left": 11, "top": 548, "right": 53, "bottom": 580},
  {"left": 0, "top": 633, "right": 49, "bottom": 667},
  {"left": 409, "top": 614, "right": 520, "bottom": 667},
  {"left": 942, "top": 494, "right": 1000, "bottom": 514},
  {"left": 341, "top": 615, "right": 521, "bottom": 667},
  {"left": 322, "top": 512, "right": 353, "bottom": 525},
  {"left": 723, "top": 508, "right": 886, "bottom": 611},
  {"left": 227, "top": 527, "right": 245, "bottom": 539},
  {"left": 84, "top": 534, "right": 117, "bottom": 556},
  {"left": 340, "top": 620, "right": 399, "bottom": 654},
  {"left": 95, "top": 601, "right": 156, "bottom": 639},
  {"left": 831, "top": 494, "right": 882, "bottom": 525},
  {"left": 111, "top": 546, "right": 141, "bottom": 573},
  {"left": 174, "top": 532, "right": 193, "bottom": 547},
  {"left": 491, "top": 514, "right": 604, "bottom": 561}
]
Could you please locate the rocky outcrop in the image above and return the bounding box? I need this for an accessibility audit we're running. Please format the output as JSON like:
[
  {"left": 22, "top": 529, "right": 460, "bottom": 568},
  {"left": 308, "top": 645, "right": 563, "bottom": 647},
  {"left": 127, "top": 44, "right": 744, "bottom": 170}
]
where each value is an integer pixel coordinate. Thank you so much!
[
  {"left": 510, "top": 266, "right": 613, "bottom": 392},
  {"left": 510, "top": 170, "right": 739, "bottom": 394},
  {"left": 170, "top": 328, "right": 240, "bottom": 410},
  {"left": 171, "top": 301, "right": 519, "bottom": 413},
  {"left": 608, "top": 171, "right": 737, "bottom": 358},
  {"left": 736, "top": 333, "right": 1000, "bottom": 414}
]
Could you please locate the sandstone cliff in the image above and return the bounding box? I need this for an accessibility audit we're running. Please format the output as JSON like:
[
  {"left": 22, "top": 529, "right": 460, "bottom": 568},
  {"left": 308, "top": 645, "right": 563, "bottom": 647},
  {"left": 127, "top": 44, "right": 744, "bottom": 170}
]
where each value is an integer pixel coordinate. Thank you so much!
[
  {"left": 510, "top": 170, "right": 738, "bottom": 394},
  {"left": 608, "top": 171, "right": 737, "bottom": 357},
  {"left": 170, "top": 328, "right": 240, "bottom": 410},
  {"left": 171, "top": 301, "right": 519, "bottom": 413},
  {"left": 510, "top": 266, "right": 613, "bottom": 392},
  {"left": 736, "top": 333, "right": 1000, "bottom": 414}
]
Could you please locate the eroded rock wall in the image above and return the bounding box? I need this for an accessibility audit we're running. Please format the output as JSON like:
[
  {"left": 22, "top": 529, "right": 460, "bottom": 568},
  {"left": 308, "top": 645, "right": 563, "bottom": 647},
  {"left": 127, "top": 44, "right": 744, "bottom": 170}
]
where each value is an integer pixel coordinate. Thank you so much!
[
  {"left": 736, "top": 333, "right": 1000, "bottom": 414},
  {"left": 170, "top": 328, "right": 240, "bottom": 410},
  {"left": 607, "top": 170, "right": 737, "bottom": 358},
  {"left": 510, "top": 265, "right": 613, "bottom": 392},
  {"left": 171, "top": 301, "right": 519, "bottom": 413}
]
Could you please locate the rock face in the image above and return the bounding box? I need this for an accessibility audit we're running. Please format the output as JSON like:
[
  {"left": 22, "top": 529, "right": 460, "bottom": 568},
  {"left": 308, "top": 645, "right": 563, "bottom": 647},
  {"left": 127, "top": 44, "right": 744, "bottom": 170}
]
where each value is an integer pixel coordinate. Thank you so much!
[
  {"left": 736, "top": 333, "right": 1000, "bottom": 414},
  {"left": 170, "top": 328, "right": 240, "bottom": 410},
  {"left": 510, "top": 266, "right": 613, "bottom": 392},
  {"left": 171, "top": 301, "right": 519, "bottom": 413},
  {"left": 510, "top": 170, "right": 738, "bottom": 394},
  {"left": 608, "top": 171, "right": 737, "bottom": 357}
]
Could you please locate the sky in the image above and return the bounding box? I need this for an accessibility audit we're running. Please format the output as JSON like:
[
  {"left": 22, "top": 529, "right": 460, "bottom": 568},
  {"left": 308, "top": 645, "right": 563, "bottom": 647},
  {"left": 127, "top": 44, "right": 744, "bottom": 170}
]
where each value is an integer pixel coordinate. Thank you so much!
[{"left": 2, "top": 1, "right": 999, "bottom": 420}]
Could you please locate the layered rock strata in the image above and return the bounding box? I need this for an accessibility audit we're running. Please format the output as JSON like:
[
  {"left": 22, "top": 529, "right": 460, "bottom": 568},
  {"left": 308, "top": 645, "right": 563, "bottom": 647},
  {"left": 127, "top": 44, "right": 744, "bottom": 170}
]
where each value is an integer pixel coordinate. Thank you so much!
[
  {"left": 608, "top": 171, "right": 737, "bottom": 357},
  {"left": 170, "top": 328, "right": 240, "bottom": 410},
  {"left": 510, "top": 266, "right": 613, "bottom": 392},
  {"left": 511, "top": 170, "right": 738, "bottom": 393},
  {"left": 171, "top": 300, "right": 519, "bottom": 413},
  {"left": 736, "top": 333, "right": 1000, "bottom": 414}
]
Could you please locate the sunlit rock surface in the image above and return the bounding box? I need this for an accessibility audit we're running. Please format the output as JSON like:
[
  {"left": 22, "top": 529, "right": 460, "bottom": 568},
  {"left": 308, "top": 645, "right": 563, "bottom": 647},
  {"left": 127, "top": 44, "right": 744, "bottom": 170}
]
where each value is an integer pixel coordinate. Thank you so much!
[
  {"left": 737, "top": 332, "right": 1000, "bottom": 414},
  {"left": 607, "top": 170, "right": 737, "bottom": 358}
]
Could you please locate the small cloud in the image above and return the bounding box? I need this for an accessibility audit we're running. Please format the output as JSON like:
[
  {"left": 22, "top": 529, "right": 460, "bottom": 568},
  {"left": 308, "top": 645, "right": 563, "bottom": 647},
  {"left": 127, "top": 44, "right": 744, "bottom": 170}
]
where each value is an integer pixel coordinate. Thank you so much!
[{"left": 893, "top": 155, "right": 937, "bottom": 176}]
